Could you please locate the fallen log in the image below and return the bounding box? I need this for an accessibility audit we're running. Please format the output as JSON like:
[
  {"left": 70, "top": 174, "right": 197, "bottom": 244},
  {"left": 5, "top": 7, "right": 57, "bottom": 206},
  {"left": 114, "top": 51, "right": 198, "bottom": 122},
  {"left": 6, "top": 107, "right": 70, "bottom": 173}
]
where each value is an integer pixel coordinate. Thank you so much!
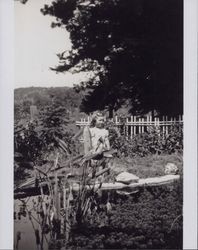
[
  {"left": 71, "top": 174, "right": 180, "bottom": 191},
  {"left": 14, "top": 174, "right": 180, "bottom": 199}
]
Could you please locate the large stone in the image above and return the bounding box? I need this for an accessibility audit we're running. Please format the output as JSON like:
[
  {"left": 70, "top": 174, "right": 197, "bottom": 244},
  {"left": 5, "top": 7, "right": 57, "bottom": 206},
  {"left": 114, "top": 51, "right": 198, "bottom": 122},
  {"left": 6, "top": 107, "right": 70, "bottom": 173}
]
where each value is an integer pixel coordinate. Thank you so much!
[
  {"left": 115, "top": 172, "right": 139, "bottom": 184},
  {"left": 164, "top": 163, "right": 178, "bottom": 175}
]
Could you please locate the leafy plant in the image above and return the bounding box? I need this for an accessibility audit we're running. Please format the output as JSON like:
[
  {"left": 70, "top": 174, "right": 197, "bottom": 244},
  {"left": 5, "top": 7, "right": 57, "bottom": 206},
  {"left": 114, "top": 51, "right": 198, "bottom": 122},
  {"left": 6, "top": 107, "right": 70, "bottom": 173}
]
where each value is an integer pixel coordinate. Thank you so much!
[
  {"left": 14, "top": 103, "right": 78, "bottom": 184},
  {"left": 68, "top": 180, "right": 183, "bottom": 249},
  {"left": 109, "top": 124, "right": 183, "bottom": 158}
]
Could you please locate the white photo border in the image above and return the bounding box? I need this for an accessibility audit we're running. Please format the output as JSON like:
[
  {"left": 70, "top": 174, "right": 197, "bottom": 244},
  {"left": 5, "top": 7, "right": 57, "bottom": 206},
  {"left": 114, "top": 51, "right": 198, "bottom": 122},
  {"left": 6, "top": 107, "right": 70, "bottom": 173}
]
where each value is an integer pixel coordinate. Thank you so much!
[
  {"left": 0, "top": 0, "right": 197, "bottom": 249},
  {"left": 183, "top": 0, "right": 198, "bottom": 249}
]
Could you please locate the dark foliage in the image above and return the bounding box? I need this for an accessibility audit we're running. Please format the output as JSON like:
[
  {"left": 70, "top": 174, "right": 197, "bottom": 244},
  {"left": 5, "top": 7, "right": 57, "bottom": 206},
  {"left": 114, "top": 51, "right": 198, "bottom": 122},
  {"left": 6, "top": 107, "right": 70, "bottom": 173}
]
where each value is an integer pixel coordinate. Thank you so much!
[
  {"left": 109, "top": 125, "right": 183, "bottom": 158},
  {"left": 68, "top": 181, "right": 183, "bottom": 249},
  {"left": 14, "top": 101, "right": 78, "bottom": 183},
  {"left": 41, "top": 0, "right": 183, "bottom": 117},
  {"left": 15, "top": 122, "right": 43, "bottom": 162},
  {"left": 14, "top": 87, "right": 83, "bottom": 122}
]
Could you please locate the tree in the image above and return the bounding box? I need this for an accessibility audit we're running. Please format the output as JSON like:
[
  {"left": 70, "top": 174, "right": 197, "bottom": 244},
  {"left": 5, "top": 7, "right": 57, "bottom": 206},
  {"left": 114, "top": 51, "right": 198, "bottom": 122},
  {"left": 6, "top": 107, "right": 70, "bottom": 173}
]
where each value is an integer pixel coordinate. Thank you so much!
[
  {"left": 20, "top": 0, "right": 183, "bottom": 117},
  {"left": 14, "top": 99, "right": 79, "bottom": 184}
]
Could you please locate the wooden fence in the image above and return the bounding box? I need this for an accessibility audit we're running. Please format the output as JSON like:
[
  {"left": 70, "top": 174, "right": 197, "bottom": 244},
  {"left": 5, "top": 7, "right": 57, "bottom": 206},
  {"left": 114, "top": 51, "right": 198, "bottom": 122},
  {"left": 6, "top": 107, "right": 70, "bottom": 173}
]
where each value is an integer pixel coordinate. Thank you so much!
[{"left": 76, "top": 115, "right": 183, "bottom": 138}]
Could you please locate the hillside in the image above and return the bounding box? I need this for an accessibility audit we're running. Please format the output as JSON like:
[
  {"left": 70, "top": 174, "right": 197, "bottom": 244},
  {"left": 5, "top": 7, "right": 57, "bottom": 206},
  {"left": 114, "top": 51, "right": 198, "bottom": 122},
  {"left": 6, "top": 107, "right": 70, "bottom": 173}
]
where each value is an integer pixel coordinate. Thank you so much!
[{"left": 14, "top": 86, "right": 85, "bottom": 122}]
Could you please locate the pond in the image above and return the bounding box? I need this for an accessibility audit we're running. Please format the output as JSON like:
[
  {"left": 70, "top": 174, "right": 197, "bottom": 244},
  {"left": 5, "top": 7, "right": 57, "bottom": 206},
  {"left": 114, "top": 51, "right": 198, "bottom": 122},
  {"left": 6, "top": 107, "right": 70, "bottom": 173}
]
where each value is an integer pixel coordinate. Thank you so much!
[
  {"left": 14, "top": 183, "right": 183, "bottom": 250},
  {"left": 14, "top": 197, "right": 52, "bottom": 250}
]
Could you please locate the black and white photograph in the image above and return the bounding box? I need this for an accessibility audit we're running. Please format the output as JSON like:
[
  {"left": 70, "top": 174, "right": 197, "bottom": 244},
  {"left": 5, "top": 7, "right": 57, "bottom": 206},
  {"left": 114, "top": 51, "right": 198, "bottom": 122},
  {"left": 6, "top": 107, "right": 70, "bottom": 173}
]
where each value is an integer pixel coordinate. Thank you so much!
[{"left": 13, "top": 0, "right": 185, "bottom": 249}]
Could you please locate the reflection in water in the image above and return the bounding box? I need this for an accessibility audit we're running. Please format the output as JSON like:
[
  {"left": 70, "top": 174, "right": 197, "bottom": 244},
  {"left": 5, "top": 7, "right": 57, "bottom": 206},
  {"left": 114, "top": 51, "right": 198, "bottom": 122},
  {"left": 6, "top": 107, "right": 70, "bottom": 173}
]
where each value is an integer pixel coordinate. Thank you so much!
[
  {"left": 14, "top": 197, "right": 54, "bottom": 250},
  {"left": 14, "top": 190, "right": 116, "bottom": 250},
  {"left": 14, "top": 151, "right": 115, "bottom": 250}
]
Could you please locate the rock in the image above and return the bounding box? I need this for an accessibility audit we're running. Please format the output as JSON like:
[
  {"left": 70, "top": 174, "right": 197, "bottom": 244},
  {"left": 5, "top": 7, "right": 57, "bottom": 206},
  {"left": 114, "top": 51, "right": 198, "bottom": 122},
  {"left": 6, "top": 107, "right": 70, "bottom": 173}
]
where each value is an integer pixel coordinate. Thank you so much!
[
  {"left": 115, "top": 171, "right": 139, "bottom": 184},
  {"left": 164, "top": 163, "right": 178, "bottom": 175}
]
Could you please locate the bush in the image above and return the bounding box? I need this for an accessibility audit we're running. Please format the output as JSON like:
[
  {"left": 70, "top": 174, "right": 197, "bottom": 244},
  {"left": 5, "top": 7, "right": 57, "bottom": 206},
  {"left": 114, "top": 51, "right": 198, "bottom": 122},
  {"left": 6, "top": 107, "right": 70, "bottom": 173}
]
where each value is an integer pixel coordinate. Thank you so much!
[
  {"left": 14, "top": 104, "right": 78, "bottom": 184},
  {"left": 68, "top": 180, "right": 183, "bottom": 249},
  {"left": 108, "top": 125, "right": 183, "bottom": 157}
]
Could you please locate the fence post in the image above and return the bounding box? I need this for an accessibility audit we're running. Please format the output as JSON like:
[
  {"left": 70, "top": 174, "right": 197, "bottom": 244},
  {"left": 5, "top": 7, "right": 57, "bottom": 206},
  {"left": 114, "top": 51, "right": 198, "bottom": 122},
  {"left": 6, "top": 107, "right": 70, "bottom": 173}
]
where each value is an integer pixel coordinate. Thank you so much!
[
  {"left": 154, "top": 117, "right": 157, "bottom": 127},
  {"left": 157, "top": 117, "right": 160, "bottom": 134},
  {"left": 126, "top": 118, "right": 129, "bottom": 138},
  {"left": 179, "top": 115, "right": 182, "bottom": 132},
  {"left": 146, "top": 115, "right": 149, "bottom": 132},
  {"left": 150, "top": 115, "right": 152, "bottom": 128},
  {"left": 162, "top": 116, "right": 165, "bottom": 134},
  {"left": 131, "top": 116, "right": 133, "bottom": 138},
  {"left": 138, "top": 118, "right": 141, "bottom": 134},
  {"left": 134, "top": 116, "right": 136, "bottom": 135},
  {"left": 142, "top": 118, "right": 144, "bottom": 133},
  {"left": 76, "top": 114, "right": 183, "bottom": 139},
  {"left": 115, "top": 116, "right": 118, "bottom": 124}
]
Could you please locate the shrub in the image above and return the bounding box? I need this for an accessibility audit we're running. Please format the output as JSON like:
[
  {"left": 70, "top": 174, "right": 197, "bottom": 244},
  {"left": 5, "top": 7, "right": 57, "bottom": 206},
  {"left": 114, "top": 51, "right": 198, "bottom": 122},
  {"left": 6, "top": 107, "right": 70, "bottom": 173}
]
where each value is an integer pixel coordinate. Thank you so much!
[
  {"left": 14, "top": 104, "right": 78, "bottom": 184},
  {"left": 108, "top": 124, "right": 183, "bottom": 157},
  {"left": 68, "top": 180, "right": 183, "bottom": 249}
]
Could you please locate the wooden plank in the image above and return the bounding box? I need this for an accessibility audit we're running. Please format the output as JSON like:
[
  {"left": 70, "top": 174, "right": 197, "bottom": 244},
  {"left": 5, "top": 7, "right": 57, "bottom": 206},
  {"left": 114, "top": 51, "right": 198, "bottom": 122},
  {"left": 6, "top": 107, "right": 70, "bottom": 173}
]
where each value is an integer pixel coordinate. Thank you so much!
[
  {"left": 179, "top": 115, "right": 183, "bottom": 131},
  {"left": 162, "top": 116, "right": 165, "bottom": 134},
  {"left": 165, "top": 116, "right": 168, "bottom": 135},
  {"left": 154, "top": 117, "right": 157, "bottom": 128},
  {"left": 130, "top": 116, "right": 133, "bottom": 138},
  {"left": 138, "top": 118, "right": 141, "bottom": 134},
  {"left": 141, "top": 118, "right": 144, "bottom": 133},
  {"left": 170, "top": 116, "right": 173, "bottom": 126},
  {"left": 14, "top": 174, "right": 180, "bottom": 199},
  {"left": 134, "top": 116, "right": 136, "bottom": 135},
  {"left": 126, "top": 118, "right": 129, "bottom": 138},
  {"left": 71, "top": 175, "right": 180, "bottom": 191},
  {"left": 115, "top": 116, "right": 118, "bottom": 124},
  {"left": 179, "top": 115, "right": 183, "bottom": 123},
  {"left": 157, "top": 117, "right": 160, "bottom": 134},
  {"left": 146, "top": 115, "right": 149, "bottom": 132}
]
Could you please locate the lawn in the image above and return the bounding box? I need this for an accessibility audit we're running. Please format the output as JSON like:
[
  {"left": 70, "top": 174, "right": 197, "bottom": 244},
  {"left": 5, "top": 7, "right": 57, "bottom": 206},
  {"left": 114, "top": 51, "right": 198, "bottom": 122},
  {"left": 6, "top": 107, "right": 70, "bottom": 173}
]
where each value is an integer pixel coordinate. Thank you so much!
[{"left": 111, "top": 153, "right": 183, "bottom": 179}]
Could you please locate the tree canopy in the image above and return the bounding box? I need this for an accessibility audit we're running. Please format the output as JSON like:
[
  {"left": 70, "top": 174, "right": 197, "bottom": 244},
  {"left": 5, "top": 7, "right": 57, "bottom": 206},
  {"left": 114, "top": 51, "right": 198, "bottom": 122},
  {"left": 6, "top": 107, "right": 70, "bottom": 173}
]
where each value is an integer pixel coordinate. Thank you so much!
[{"left": 28, "top": 0, "right": 183, "bottom": 116}]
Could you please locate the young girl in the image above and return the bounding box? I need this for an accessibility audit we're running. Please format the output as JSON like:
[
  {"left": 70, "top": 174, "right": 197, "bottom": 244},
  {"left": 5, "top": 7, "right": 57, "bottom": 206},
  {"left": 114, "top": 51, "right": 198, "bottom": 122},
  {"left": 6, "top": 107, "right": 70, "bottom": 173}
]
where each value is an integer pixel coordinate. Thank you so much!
[{"left": 88, "top": 112, "right": 110, "bottom": 154}]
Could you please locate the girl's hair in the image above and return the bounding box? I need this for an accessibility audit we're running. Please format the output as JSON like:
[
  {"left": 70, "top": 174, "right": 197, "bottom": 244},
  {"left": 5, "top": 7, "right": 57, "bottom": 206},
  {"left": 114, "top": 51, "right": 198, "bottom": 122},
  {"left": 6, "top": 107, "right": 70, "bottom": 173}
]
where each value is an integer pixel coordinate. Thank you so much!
[
  {"left": 90, "top": 117, "right": 97, "bottom": 127},
  {"left": 90, "top": 111, "right": 104, "bottom": 127}
]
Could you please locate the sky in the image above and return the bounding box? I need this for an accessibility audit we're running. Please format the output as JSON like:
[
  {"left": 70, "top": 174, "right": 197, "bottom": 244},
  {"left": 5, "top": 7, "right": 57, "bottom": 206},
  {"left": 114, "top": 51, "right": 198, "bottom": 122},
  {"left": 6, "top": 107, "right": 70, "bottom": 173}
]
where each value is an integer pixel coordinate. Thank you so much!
[{"left": 15, "top": 0, "right": 87, "bottom": 88}]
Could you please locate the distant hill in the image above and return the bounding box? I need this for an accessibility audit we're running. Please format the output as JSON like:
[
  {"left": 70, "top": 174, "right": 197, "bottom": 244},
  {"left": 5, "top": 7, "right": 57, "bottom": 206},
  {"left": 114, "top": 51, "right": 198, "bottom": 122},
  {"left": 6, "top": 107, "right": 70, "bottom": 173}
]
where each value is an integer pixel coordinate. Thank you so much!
[
  {"left": 15, "top": 86, "right": 80, "bottom": 105},
  {"left": 14, "top": 86, "right": 86, "bottom": 122},
  {"left": 14, "top": 86, "right": 131, "bottom": 122}
]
